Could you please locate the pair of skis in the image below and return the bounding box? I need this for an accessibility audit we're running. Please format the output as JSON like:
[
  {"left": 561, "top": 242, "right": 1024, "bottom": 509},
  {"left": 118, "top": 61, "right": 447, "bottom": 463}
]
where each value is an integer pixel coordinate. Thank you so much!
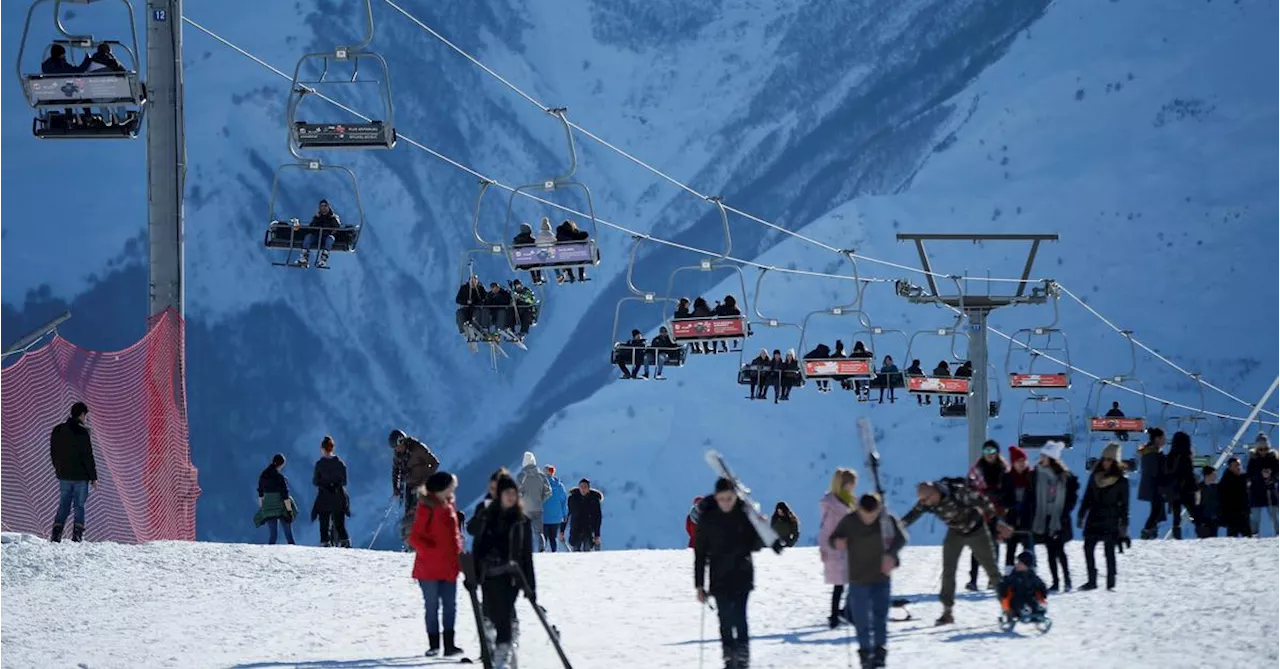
[
  {"left": 703, "top": 450, "right": 784, "bottom": 553},
  {"left": 459, "top": 553, "right": 573, "bottom": 669}
]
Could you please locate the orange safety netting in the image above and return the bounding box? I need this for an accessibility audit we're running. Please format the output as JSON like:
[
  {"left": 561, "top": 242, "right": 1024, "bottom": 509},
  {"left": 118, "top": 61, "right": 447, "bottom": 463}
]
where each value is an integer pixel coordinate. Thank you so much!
[{"left": 1, "top": 309, "right": 200, "bottom": 542}]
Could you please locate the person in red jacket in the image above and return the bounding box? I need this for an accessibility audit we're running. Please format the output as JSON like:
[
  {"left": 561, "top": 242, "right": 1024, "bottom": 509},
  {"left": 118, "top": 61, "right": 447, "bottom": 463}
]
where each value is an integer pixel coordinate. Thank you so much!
[
  {"left": 410, "top": 471, "right": 466, "bottom": 658},
  {"left": 686, "top": 495, "right": 704, "bottom": 548}
]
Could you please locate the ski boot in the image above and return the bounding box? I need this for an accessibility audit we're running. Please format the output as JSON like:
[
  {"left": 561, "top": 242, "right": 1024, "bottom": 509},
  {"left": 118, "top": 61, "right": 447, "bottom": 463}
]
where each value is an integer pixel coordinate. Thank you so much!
[
  {"left": 71, "top": 524, "right": 84, "bottom": 542},
  {"left": 425, "top": 631, "right": 440, "bottom": 657},
  {"left": 872, "top": 646, "right": 887, "bottom": 668},
  {"left": 442, "top": 630, "right": 464, "bottom": 657},
  {"left": 296, "top": 250, "right": 310, "bottom": 269},
  {"left": 51, "top": 523, "right": 64, "bottom": 543},
  {"left": 316, "top": 249, "right": 330, "bottom": 269}
]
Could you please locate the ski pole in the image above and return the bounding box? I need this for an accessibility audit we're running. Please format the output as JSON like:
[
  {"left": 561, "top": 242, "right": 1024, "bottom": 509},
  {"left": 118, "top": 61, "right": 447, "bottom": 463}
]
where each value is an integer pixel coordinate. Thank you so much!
[
  {"left": 367, "top": 495, "right": 399, "bottom": 549},
  {"left": 698, "top": 599, "right": 706, "bottom": 669}
]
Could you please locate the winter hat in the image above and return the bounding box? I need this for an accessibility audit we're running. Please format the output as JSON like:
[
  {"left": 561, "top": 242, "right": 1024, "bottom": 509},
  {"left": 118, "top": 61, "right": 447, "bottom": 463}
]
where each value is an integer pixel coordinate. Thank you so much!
[
  {"left": 1009, "top": 445, "right": 1028, "bottom": 464},
  {"left": 1040, "top": 441, "right": 1066, "bottom": 463},
  {"left": 495, "top": 474, "right": 519, "bottom": 496},
  {"left": 1100, "top": 442, "right": 1122, "bottom": 463},
  {"left": 714, "top": 477, "right": 735, "bottom": 494},
  {"left": 426, "top": 471, "right": 455, "bottom": 494},
  {"left": 1016, "top": 551, "right": 1035, "bottom": 568},
  {"left": 522, "top": 451, "right": 537, "bottom": 468},
  {"left": 270, "top": 453, "right": 286, "bottom": 467}
]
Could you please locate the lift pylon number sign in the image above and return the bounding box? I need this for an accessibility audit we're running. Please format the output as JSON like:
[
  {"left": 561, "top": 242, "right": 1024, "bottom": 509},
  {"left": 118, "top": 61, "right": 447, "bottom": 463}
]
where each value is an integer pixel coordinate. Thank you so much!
[{"left": 1009, "top": 373, "right": 1070, "bottom": 388}]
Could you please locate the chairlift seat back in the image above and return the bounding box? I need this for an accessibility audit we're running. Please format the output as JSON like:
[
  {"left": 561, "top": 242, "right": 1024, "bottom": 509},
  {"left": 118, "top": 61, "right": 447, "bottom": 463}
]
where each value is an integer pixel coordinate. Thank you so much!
[
  {"left": 24, "top": 72, "right": 144, "bottom": 107},
  {"left": 264, "top": 221, "right": 361, "bottom": 252},
  {"left": 803, "top": 358, "right": 872, "bottom": 380},
  {"left": 511, "top": 240, "right": 599, "bottom": 270},
  {"left": 611, "top": 344, "right": 687, "bottom": 368},
  {"left": 907, "top": 376, "right": 971, "bottom": 396},
  {"left": 1089, "top": 417, "right": 1146, "bottom": 433},
  {"left": 669, "top": 316, "right": 746, "bottom": 342},
  {"left": 1017, "top": 433, "right": 1075, "bottom": 450},
  {"left": 293, "top": 121, "right": 395, "bottom": 150},
  {"left": 737, "top": 365, "right": 804, "bottom": 387},
  {"left": 1009, "top": 373, "right": 1070, "bottom": 389}
]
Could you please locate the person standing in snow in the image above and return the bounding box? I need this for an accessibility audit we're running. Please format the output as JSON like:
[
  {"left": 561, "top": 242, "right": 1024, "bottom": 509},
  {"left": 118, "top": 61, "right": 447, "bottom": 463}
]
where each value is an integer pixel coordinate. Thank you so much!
[
  {"left": 818, "top": 467, "right": 857, "bottom": 628},
  {"left": 1161, "top": 431, "right": 1201, "bottom": 539},
  {"left": 770, "top": 502, "right": 800, "bottom": 548},
  {"left": 1078, "top": 442, "right": 1129, "bottom": 591},
  {"left": 390, "top": 429, "right": 441, "bottom": 547},
  {"left": 311, "top": 436, "right": 350, "bottom": 547},
  {"left": 1218, "top": 457, "right": 1252, "bottom": 537},
  {"left": 1195, "top": 466, "right": 1221, "bottom": 538},
  {"left": 49, "top": 401, "right": 98, "bottom": 543},
  {"left": 694, "top": 477, "right": 766, "bottom": 669},
  {"left": 255, "top": 453, "right": 296, "bottom": 545},
  {"left": 1030, "top": 441, "right": 1078, "bottom": 592},
  {"left": 829, "top": 493, "right": 907, "bottom": 669},
  {"left": 999, "top": 445, "right": 1036, "bottom": 567},
  {"left": 515, "top": 452, "right": 552, "bottom": 551},
  {"left": 467, "top": 468, "right": 510, "bottom": 539},
  {"left": 1137, "top": 428, "right": 1167, "bottom": 539},
  {"left": 902, "top": 478, "right": 1012, "bottom": 625},
  {"left": 1246, "top": 433, "right": 1279, "bottom": 536},
  {"left": 473, "top": 474, "right": 536, "bottom": 669},
  {"left": 541, "top": 464, "right": 569, "bottom": 552},
  {"left": 566, "top": 478, "right": 604, "bottom": 551},
  {"left": 965, "top": 441, "right": 1008, "bottom": 591},
  {"left": 410, "top": 471, "right": 467, "bottom": 658}
]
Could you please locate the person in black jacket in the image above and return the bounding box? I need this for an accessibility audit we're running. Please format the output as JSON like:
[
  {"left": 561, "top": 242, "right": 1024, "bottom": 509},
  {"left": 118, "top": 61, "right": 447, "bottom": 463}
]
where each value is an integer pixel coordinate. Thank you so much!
[
  {"left": 298, "top": 199, "right": 341, "bottom": 269},
  {"left": 767, "top": 350, "right": 785, "bottom": 404},
  {"left": 905, "top": 359, "right": 928, "bottom": 405},
  {"left": 803, "top": 343, "right": 832, "bottom": 393},
  {"left": 49, "top": 402, "right": 98, "bottom": 543},
  {"left": 484, "top": 282, "right": 514, "bottom": 335},
  {"left": 769, "top": 501, "right": 800, "bottom": 548},
  {"left": 779, "top": 350, "right": 800, "bottom": 401},
  {"left": 566, "top": 479, "right": 604, "bottom": 551},
  {"left": 966, "top": 441, "right": 1009, "bottom": 591},
  {"left": 1195, "top": 466, "right": 1220, "bottom": 538},
  {"left": 467, "top": 468, "right": 510, "bottom": 538},
  {"left": 649, "top": 326, "right": 677, "bottom": 380},
  {"left": 1078, "top": 443, "right": 1129, "bottom": 591},
  {"left": 1246, "top": 433, "right": 1279, "bottom": 536},
  {"left": 1137, "top": 428, "right": 1167, "bottom": 539},
  {"left": 744, "top": 349, "right": 771, "bottom": 400},
  {"left": 1218, "top": 458, "right": 1252, "bottom": 537},
  {"left": 694, "top": 478, "right": 765, "bottom": 669},
  {"left": 1162, "top": 431, "right": 1200, "bottom": 539},
  {"left": 512, "top": 223, "right": 544, "bottom": 285},
  {"left": 312, "top": 436, "right": 350, "bottom": 547},
  {"left": 472, "top": 474, "right": 536, "bottom": 668},
  {"left": 258, "top": 454, "right": 296, "bottom": 545},
  {"left": 455, "top": 275, "right": 487, "bottom": 336},
  {"left": 555, "top": 219, "right": 591, "bottom": 282},
  {"left": 1000, "top": 446, "right": 1036, "bottom": 567},
  {"left": 41, "top": 43, "right": 91, "bottom": 74},
  {"left": 1104, "top": 402, "right": 1129, "bottom": 441},
  {"left": 617, "top": 330, "right": 647, "bottom": 379}
]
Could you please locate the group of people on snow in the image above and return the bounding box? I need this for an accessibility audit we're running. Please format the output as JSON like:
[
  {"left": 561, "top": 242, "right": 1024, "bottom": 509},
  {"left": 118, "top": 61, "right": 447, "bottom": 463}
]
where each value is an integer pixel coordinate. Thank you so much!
[
  {"left": 512, "top": 217, "right": 592, "bottom": 285},
  {"left": 454, "top": 274, "right": 540, "bottom": 346}
]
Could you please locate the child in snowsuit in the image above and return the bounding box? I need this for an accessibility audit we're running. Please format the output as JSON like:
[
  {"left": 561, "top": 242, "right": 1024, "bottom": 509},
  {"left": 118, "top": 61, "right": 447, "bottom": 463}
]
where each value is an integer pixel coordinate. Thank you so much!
[{"left": 999, "top": 551, "right": 1048, "bottom": 622}]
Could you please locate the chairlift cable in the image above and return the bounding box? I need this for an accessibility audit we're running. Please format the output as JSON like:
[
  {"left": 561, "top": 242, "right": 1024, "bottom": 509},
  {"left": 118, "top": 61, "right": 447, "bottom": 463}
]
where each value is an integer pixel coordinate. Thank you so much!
[
  {"left": 378, "top": 0, "right": 1043, "bottom": 286},
  {"left": 184, "top": 16, "right": 1277, "bottom": 427}
]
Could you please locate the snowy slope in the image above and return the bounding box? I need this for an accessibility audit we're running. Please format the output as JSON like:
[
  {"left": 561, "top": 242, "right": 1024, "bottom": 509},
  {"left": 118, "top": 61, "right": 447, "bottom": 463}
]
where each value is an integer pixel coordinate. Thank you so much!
[
  {"left": 519, "top": 0, "right": 1280, "bottom": 548},
  {"left": 2, "top": 534, "right": 1277, "bottom": 668}
]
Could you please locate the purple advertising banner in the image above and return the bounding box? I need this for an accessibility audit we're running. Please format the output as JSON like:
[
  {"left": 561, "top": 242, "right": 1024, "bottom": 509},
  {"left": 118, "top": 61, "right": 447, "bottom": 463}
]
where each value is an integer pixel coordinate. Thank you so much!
[{"left": 512, "top": 242, "right": 593, "bottom": 267}]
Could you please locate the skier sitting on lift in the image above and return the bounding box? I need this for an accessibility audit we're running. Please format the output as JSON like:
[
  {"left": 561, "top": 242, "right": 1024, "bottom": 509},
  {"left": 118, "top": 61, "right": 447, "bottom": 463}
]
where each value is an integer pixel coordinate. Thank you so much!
[
  {"left": 999, "top": 551, "right": 1048, "bottom": 622},
  {"left": 512, "top": 224, "right": 546, "bottom": 286},
  {"left": 297, "top": 199, "right": 341, "bottom": 269},
  {"left": 556, "top": 220, "right": 591, "bottom": 282},
  {"left": 1105, "top": 402, "right": 1129, "bottom": 441},
  {"left": 455, "top": 275, "right": 487, "bottom": 338}
]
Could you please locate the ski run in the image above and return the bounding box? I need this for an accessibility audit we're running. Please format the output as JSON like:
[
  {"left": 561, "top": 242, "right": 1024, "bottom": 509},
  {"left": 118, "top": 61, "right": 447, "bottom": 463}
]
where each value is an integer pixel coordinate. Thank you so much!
[{"left": 2, "top": 532, "right": 1275, "bottom": 668}]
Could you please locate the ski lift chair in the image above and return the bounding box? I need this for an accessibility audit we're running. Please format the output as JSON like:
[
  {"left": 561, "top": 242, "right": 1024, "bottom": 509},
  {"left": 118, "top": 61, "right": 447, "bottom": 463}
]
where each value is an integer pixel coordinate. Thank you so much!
[
  {"left": 1016, "top": 395, "right": 1076, "bottom": 450},
  {"left": 17, "top": 0, "right": 147, "bottom": 139},
  {"left": 263, "top": 161, "right": 365, "bottom": 269}
]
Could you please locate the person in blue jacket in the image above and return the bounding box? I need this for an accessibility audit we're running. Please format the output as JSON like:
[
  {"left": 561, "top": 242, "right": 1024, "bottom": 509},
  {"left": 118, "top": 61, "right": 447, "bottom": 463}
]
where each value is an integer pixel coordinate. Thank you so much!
[{"left": 541, "top": 464, "right": 570, "bottom": 552}]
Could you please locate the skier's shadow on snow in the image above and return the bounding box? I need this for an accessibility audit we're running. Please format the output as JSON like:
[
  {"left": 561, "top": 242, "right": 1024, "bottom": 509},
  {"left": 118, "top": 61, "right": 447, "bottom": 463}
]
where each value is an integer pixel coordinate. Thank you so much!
[{"left": 232, "top": 657, "right": 450, "bottom": 668}]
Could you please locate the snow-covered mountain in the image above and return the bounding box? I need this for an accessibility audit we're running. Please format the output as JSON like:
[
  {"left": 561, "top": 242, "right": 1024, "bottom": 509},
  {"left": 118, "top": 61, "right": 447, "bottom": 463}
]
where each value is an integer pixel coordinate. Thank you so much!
[
  {"left": 2, "top": 0, "right": 1275, "bottom": 546},
  {"left": 3, "top": 534, "right": 1277, "bottom": 667}
]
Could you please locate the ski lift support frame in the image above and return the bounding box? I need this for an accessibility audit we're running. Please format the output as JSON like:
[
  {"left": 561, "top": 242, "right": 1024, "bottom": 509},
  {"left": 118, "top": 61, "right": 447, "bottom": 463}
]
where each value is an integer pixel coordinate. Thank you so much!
[{"left": 895, "top": 232, "right": 1060, "bottom": 464}]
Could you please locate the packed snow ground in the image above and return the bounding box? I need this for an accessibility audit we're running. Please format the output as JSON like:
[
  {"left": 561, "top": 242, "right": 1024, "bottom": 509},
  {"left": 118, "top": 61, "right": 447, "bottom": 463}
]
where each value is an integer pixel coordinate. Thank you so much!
[{"left": 2, "top": 534, "right": 1276, "bottom": 668}]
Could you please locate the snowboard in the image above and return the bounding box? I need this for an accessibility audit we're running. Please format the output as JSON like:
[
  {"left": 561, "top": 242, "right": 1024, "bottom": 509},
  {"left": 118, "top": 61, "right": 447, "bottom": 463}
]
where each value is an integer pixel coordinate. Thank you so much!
[{"left": 703, "top": 450, "right": 784, "bottom": 553}]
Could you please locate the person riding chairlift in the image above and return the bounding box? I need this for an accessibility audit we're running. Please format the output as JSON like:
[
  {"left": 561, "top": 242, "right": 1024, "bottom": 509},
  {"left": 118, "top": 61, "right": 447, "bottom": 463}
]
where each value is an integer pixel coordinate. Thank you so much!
[
  {"left": 850, "top": 341, "right": 873, "bottom": 400},
  {"left": 803, "top": 342, "right": 833, "bottom": 393},
  {"left": 512, "top": 223, "right": 545, "bottom": 286},
  {"left": 297, "top": 200, "right": 340, "bottom": 269},
  {"left": 556, "top": 219, "right": 591, "bottom": 283},
  {"left": 933, "top": 361, "right": 953, "bottom": 406}
]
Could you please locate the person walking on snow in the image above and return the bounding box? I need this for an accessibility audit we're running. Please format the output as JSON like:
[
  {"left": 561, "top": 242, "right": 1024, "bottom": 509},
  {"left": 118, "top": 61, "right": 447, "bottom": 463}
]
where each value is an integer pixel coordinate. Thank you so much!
[
  {"left": 965, "top": 440, "right": 1008, "bottom": 591},
  {"left": 255, "top": 453, "right": 296, "bottom": 545},
  {"left": 516, "top": 452, "right": 552, "bottom": 551},
  {"left": 311, "top": 436, "right": 351, "bottom": 547},
  {"left": 1137, "top": 428, "right": 1167, "bottom": 539},
  {"left": 818, "top": 467, "right": 858, "bottom": 628},
  {"left": 1030, "top": 441, "right": 1079, "bottom": 592},
  {"left": 829, "top": 493, "right": 907, "bottom": 669},
  {"left": 541, "top": 464, "right": 569, "bottom": 552},
  {"left": 695, "top": 477, "right": 766, "bottom": 669},
  {"left": 49, "top": 401, "right": 98, "bottom": 543},
  {"left": 902, "top": 479, "right": 1012, "bottom": 625},
  {"left": 410, "top": 471, "right": 467, "bottom": 658},
  {"left": 566, "top": 478, "right": 605, "bottom": 551},
  {"left": 1078, "top": 442, "right": 1130, "bottom": 591},
  {"left": 473, "top": 474, "right": 537, "bottom": 669},
  {"left": 1218, "top": 457, "right": 1251, "bottom": 537},
  {"left": 1246, "top": 433, "right": 1279, "bottom": 536},
  {"left": 390, "top": 429, "right": 441, "bottom": 547}
]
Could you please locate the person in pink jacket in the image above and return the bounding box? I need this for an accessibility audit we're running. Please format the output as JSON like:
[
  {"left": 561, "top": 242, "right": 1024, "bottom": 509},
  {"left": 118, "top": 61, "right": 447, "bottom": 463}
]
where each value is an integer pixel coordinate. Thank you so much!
[{"left": 818, "top": 467, "right": 858, "bottom": 628}]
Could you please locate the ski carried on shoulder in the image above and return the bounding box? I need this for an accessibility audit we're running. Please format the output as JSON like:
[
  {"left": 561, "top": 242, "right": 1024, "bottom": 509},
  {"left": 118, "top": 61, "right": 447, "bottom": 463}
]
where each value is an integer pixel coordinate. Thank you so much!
[
  {"left": 459, "top": 553, "right": 495, "bottom": 669},
  {"left": 856, "top": 417, "right": 915, "bottom": 623},
  {"left": 703, "top": 450, "right": 784, "bottom": 553}
]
